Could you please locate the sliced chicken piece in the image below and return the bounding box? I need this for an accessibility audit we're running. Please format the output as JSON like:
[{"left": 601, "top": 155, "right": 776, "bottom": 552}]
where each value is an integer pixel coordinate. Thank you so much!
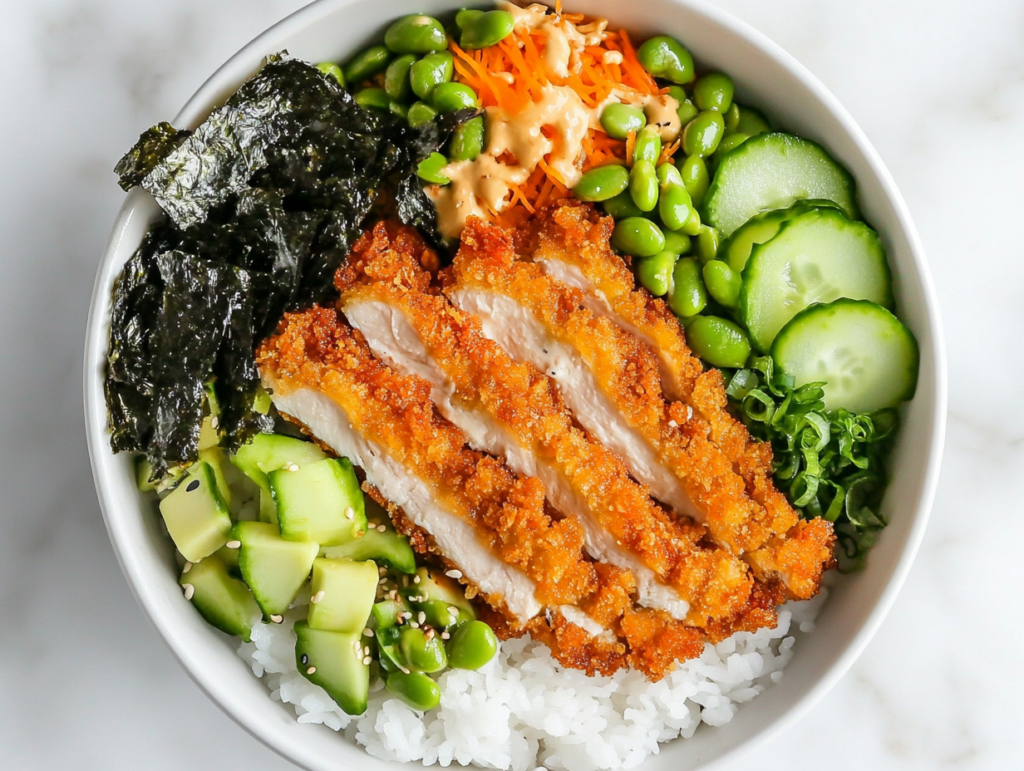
[
  {"left": 335, "top": 221, "right": 756, "bottom": 627},
  {"left": 527, "top": 200, "right": 835, "bottom": 598},
  {"left": 447, "top": 216, "right": 776, "bottom": 557}
]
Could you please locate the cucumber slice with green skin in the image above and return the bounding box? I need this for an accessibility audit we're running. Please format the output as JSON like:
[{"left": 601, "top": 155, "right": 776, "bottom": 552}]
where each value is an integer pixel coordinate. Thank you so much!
[
  {"left": 199, "top": 447, "right": 234, "bottom": 510},
  {"left": 740, "top": 208, "right": 893, "bottom": 351},
  {"left": 180, "top": 555, "right": 259, "bottom": 641},
  {"left": 703, "top": 132, "right": 859, "bottom": 237},
  {"left": 159, "top": 462, "right": 233, "bottom": 562},
  {"left": 294, "top": 621, "right": 369, "bottom": 715},
  {"left": 772, "top": 299, "right": 919, "bottom": 412},
  {"left": 320, "top": 520, "right": 416, "bottom": 574},
  {"left": 269, "top": 457, "right": 367, "bottom": 545},
  {"left": 231, "top": 434, "right": 327, "bottom": 523},
  {"left": 232, "top": 521, "right": 319, "bottom": 617},
  {"left": 307, "top": 558, "right": 379, "bottom": 633},
  {"left": 721, "top": 199, "right": 840, "bottom": 272},
  {"left": 376, "top": 625, "right": 408, "bottom": 674}
]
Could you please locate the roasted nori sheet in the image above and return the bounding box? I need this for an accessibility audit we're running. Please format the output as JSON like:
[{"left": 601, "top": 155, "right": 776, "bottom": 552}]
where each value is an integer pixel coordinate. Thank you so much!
[{"left": 105, "top": 55, "right": 463, "bottom": 475}]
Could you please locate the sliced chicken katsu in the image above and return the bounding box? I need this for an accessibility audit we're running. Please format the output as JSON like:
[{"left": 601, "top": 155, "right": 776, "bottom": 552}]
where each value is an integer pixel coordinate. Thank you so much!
[
  {"left": 523, "top": 201, "right": 835, "bottom": 598},
  {"left": 257, "top": 303, "right": 721, "bottom": 680},
  {"left": 446, "top": 217, "right": 773, "bottom": 556},
  {"left": 335, "top": 221, "right": 756, "bottom": 627}
]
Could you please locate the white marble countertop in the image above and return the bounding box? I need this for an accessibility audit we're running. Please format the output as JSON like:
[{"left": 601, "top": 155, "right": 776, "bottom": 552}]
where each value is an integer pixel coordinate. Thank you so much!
[{"left": 0, "top": 0, "right": 1018, "bottom": 768}]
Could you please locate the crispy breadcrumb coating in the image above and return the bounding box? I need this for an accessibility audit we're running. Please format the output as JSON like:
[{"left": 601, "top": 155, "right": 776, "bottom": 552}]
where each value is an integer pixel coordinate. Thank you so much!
[{"left": 335, "top": 221, "right": 757, "bottom": 627}]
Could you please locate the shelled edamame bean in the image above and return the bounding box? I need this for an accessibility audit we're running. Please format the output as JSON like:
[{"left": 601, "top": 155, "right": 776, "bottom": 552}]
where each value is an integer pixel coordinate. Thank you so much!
[
  {"left": 354, "top": 87, "right": 391, "bottom": 111},
  {"left": 399, "top": 627, "right": 448, "bottom": 673},
  {"left": 410, "top": 52, "right": 454, "bottom": 100},
  {"left": 682, "top": 110, "right": 725, "bottom": 157},
  {"left": 685, "top": 316, "right": 751, "bottom": 368},
  {"left": 386, "top": 671, "right": 442, "bottom": 711},
  {"left": 384, "top": 14, "right": 448, "bottom": 55},
  {"left": 450, "top": 116, "right": 485, "bottom": 161},
  {"left": 657, "top": 163, "right": 694, "bottom": 232},
  {"left": 459, "top": 9, "right": 515, "bottom": 50},
  {"left": 702, "top": 260, "right": 741, "bottom": 308},
  {"left": 693, "top": 72, "right": 734, "bottom": 113},
  {"left": 603, "top": 190, "right": 645, "bottom": 219},
  {"left": 678, "top": 154, "right": 710, "bottom": 206},
  {"left": 636, "top": 36, "right": 695, "bottom": 83},
  {"left": 612, "top": 217, "right": 666, "bottom": 257},
  {"left": 418, "top": 153, "right": 451, "bottom": 184},
  {"left": 636, "top": 252, "right": 677, "bottom": 297},
  {"left": 633, "top": 126, "right": 662, "bottom": 164},
  {"left": 446, "top": 620, "right": 499, "bottom": 670},
  {"left": 432, "top": 82, "right": 480, "bottom": 112},
  {"left": 668, "top": 257, "right": 706, "bottom": 317},
  {"left": 315, "top": 62, "right": 346, "bottom": 87},
  {"left": 600, "top": 103, "right": 646, "bottom": 141},
  {"left": 407, "top": 101, "right": 438, "bottom": 128},
  {"left": 385, "top": 55, "right": 416, "bottom": 101},
  {"left": 629, "top": 160, "right": 659, "bottom": 212},
  {"left": 695, "top": 225, "right": 720, "bottom": 262},
  {"left": 573, "top": 165, "right": 630, "bottom": 202}
]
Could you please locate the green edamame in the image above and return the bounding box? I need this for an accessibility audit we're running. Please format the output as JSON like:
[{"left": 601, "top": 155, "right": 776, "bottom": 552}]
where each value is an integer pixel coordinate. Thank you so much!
[
  {"left": 686, "top": 316, "right": 751, "bottom": 368},
  {"left": 600, "top": 103, "right": 646, "bottom": 141},
  {"left": 399, "top": 627, "right": 448, "bottom": 673},
  {"left": 460, "top": 10, "right": 515, "bottom": 50},
  {"left": 344, "top": 45, "right": 392, "bottom": 85},
  {"left": 659, "top": 182, "right": 694, "bottom": 232},
  {"left": 680, "top": 207, "right": 702, "bottom": 236},
  {"left": 702, "top": 260, "right": 742, "bottom": 308},
  {"left": 446, "top": 620, "right": 499, "bottom": 670},
  {"left": 723, "top": 103, "right": 740, "bottom": 133},
  {"left": 636, "top": 36, "right": 695, "bottom": 84},
  {"left": 354, "top": 87, "right": 391, "bottom": 111},
  {"left": 417, "top": 152, "right": 451, "bottom": 184},
  {"left": 678, "top": 154, "right": 710, "bottom": 206},
  {"left": 633, "top": 126, "right": 662, "bottom": 165},
  {"left": 668, "top": 257, "right": 706, "bottom": 317},
  {"left": 407, "top": 101, "right": 438, "bottom": 128},
  {"left": 384, "top": 15, "right": 448, "bottom": 55},
  {"left": 573, "top": 164, "right": 630, "bottom": 202},
  {"left": 636, "top": 252, "right": 677, "bottom": 297},
  {"left": 432, "top": 82, "right": 479, "bottom": 112},
  {"left": 696, "top": 225, "right": 720, "bottom": 262},
  {"left": 410, "top": 51, "right": 454, "bottom": 100},
  {"left": 386, "top": 671, "right": 441, "bottom": 711},
  {"left": 603, "top": 190, "right": 645, "bottom": 219},
  {"left": 662, "top": 230, "right": 691, "bottom": 255},
  {"left": 389, "top": 100, "right": 409, "bottom": 119},
  {"left": 682, "top": 110, "right": 725, "bottom": 157},
  {"left": 657, "top": 161, "right": 683, "bottom": 188},
  {"left": 693, "top": 72, "right": 734, "bottom": 113},
  {"left": 456, "top": 9, "right": 485, "bottom": 30},
  {"left": 629, "top": 159, "right": 659, "bottom": 212},
  {"left": 611, "top": 217, "right": 666, "bottom": 257},
  {"left": 315, "top": 62, "right": 346, "bottom": 87},
  {"left": 714, "top": 132, "right": 749, "bottom": 158},
  {"left": 385, "top": 54, "right": 416, "bottom": 101},
  {"left": 450, "top": 116, "right": 485, "bottom": 161},
  {"left": 735, "top": 105, "right": 771, "bottom": 136}
]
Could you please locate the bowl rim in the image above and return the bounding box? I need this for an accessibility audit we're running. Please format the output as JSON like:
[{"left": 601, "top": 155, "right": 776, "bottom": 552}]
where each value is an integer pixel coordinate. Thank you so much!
[{"left": 83, "top": 0, "right": 947, "bottom": 769}]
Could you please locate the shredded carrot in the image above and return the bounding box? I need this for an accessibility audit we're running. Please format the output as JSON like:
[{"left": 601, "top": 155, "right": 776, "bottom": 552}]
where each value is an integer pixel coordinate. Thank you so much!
[{"left": 445, "top": 8, "right": 667, "bottom": 217}]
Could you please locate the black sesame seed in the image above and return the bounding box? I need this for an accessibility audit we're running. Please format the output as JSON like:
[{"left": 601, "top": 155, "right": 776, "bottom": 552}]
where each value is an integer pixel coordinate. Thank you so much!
[
  {"left": 186, "top": 480, "right": 200, "bottom": 492},
  {"left": 300, "top": 654, "right": 309, "bottom": 666}
]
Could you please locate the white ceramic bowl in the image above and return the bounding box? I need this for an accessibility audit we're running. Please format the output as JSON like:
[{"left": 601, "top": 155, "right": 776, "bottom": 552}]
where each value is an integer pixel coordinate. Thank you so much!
[{"left": 83, "top": 1, "right": 946, "bottom": 769}]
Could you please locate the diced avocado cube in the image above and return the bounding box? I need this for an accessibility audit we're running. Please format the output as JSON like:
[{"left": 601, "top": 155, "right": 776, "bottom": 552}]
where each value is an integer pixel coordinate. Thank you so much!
[
  {"left": 180, "top": 554, "right": 260, "bottom": 641},
  {"left": 307, "top": 558, "right": 378, "bottom": 633},
  {"left": 233, "top": 521, "right": 319, "bottom": 617},
  {"left": 159, "top": 462, "right": 232, "bottom": 562},
  {"left": 372, "top": 596, "right": 412, "bottom": 629},
  {"left": 231, "top": 434, "right": 328, "bottom": 523},
  {"left": 269, "top": 458, "right": 366, "bottom": 545},
  {"left": 320, "top": 501, "right": 415, "bottom": 573},
  {"left": 401, "top": 567, "right": 476, "bottom": 629},
  {"left": 294, "top": 621, "right": 369, "bottom": 715}
]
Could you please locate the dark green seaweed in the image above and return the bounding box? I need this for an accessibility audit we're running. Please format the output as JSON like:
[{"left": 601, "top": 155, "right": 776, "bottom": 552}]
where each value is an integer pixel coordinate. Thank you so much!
[{"left": 106, "top": 55, "right": 462, "bottom": 475}]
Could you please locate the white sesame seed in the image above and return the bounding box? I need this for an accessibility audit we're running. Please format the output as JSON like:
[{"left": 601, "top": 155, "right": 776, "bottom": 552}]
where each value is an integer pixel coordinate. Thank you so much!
[
  {"left": 352, "top": 640, "right": 361, "bottom": 654},
  {"left": 378, "top": 577, "right": 388, "bottom": 585},
  {"left": 344, "top": 507, "right": 355, "bottom": 520},
  {"left": 211, "top": 416, "right": 220, "bottom": 430},
  {"left": 377, "top": 525, "right": 387, "bottom": 533},
  {"left": 306, "top": 666, "right": 317, "bottom": 675},
  {"left": 182, "top": 562, "right": 193, "bottom": 574},
  {"left": 182, "top": 583, "right": 195, "bottom": 601},
  {"left": 417, "top": 611, "right": 426, "bottom": 624},
  {"left": 410, "top": 621, "right": 420, "bottom": 629},
  {"left": 667, "top": 419, "right": 678, "bottom": 428},
  {"left": 441, "top": 632, "right": 450, "bottom": 640},
  {"left": 445, "top": 569, "right": 462, "bottom": 579},
  {"left": 363, "top": 628, "right": 374, "bottom": 638},
  {"left": 447, "top": 606, "right": 460, "bottom": 617},
  {"left": 226, "top": 540, "right": 241, "bottom": 549},
  {"left": 363, "top": 646, "right": 371, "bottom": 657},
  {"left": 311, "top": 590, "right": 325, "bottom": 604},
  {"left": 270, "top": 614, "right": 284, "bottom": 624},
  {"left": 288, "top": 463, "right": 299, "bottom": 472},
  {"left": 368, "top": 520, "right": 379, "bottom": 529},
  {"left": 687, "top": 405, "right": 694, "bottom": 419},
  {"left": 362, "top": 655, "right": 373, "bottom": 665},
  {"left": 413, "top": 575, "right": 421, "bottom": 584}
]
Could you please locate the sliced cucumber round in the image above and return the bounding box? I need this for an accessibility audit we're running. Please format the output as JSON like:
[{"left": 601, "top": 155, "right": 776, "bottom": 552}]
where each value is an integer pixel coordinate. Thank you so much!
[
  {"left": 703, "top": 132, "right": 859, "bottom": 237},
  {"left": 740, "top": 208, "right": 892, "bottom": 351},
  {"left": 772, "top": 299, "right": 919, "bottom": 412},
  {"left": 721, "top": 198, "right": 840, "bottom": 273}
]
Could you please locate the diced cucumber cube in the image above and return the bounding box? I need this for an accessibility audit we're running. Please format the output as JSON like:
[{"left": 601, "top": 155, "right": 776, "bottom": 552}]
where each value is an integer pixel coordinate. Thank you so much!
[
  {"left": 233, "top": 521, "right": 319, "bottom": 617},
  {"left": 180, "top": 555, "right": 259, "bottom": 641},
  {"left": 269, "top": 458, "right": 366, "bottom": 545},
  {"left": 372, "top": 596, "right": 412, "bottom": 629},
  {"left": 159, "top": 462, "right": 232, "bottom": 562},
  {"left": 307, "top": 558, "right": 378, "bottom": 633},
  {"left": 231, "top": 434, "right": 327, "bottom": 523},
  {"left": 320, "top": 501, "right": 415, "bottom": 573},
  {"left": 199, "top": 447, "right": 234, "bottom": 510},
  {"left": 294, "top": 621, "right": 369, "bottom": 715}
]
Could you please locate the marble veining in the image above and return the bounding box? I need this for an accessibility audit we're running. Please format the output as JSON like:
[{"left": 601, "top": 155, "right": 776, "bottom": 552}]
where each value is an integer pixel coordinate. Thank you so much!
[{"left": 0, "top": 0, "right": 1019, "bottom": 769}]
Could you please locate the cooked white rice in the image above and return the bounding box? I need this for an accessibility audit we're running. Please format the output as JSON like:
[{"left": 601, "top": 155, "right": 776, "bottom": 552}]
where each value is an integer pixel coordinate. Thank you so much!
[{"left": 237, "top": 590, "right": 827, "bottom": 771}]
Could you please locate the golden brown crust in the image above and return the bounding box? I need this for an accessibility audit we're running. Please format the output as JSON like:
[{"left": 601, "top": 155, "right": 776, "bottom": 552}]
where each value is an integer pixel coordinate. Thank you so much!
[{"left": 335, "top": 221, "right": 756, "bottom": 627}]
